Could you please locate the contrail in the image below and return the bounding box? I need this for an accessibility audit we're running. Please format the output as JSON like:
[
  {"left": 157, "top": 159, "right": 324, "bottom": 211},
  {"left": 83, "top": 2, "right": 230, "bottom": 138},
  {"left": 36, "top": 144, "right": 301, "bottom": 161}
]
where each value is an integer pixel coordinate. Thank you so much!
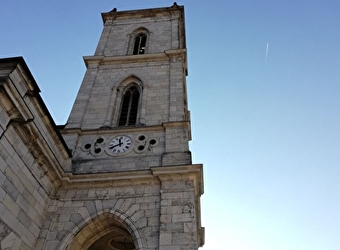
[{"left": 265, "top": 42, "right": 269, "bottom": 63}]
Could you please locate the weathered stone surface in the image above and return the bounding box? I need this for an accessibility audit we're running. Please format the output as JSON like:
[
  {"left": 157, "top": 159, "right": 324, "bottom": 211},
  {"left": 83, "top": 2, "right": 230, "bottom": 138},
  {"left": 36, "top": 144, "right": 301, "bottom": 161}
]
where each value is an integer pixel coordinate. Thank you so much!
[
  {"left": 0, "top": 4, "right": 204, "bottom": 250},
  {"left": 0, "top": 219, "right": 11, "bottom": 241}
]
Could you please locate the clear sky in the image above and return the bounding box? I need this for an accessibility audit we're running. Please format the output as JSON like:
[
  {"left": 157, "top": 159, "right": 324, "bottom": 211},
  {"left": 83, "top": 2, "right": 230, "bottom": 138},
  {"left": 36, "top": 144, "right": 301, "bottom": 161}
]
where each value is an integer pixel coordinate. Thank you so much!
[{"left": 1, "top": 1, "right": 340, "bottom": 249}]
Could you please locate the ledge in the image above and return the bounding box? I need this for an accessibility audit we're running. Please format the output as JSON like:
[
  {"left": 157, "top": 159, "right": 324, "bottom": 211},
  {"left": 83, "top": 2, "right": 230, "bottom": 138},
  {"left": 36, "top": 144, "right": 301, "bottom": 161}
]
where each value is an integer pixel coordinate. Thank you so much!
[{"left": 83, "top": 49, "right": 187, "bottom": 66}]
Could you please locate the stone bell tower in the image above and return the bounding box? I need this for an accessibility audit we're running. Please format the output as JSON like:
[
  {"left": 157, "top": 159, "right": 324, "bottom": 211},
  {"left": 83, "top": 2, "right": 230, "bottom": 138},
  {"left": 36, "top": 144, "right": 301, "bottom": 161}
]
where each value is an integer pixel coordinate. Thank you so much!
[{"left": 52, "top": 3, "right": 204, "bottom": 249}]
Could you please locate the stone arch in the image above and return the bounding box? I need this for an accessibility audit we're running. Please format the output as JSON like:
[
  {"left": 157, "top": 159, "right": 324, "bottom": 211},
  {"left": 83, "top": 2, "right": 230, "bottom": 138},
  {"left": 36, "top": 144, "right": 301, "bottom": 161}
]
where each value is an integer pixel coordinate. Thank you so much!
[
  {"left": 103, "top": 74, "right": 148, "bottom": 127},
  {"left": 117, "top": 75, "right": 145, "bottom": 92},
  {"left": 58, "top": 209, "right": 146, "bottom": 250},
  {"left": 110, "top": 75, "right": 148, "bottom": 127},
  {"left": 127, "top": 27, "right": 151, "bottom": 55}
]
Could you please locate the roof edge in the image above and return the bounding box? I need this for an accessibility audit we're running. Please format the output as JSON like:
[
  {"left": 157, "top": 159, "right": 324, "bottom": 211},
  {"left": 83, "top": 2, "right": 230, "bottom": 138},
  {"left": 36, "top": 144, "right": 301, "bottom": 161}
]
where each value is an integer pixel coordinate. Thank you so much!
[{"left": 101, "top": 2, "right": 184, "bottom": 23}]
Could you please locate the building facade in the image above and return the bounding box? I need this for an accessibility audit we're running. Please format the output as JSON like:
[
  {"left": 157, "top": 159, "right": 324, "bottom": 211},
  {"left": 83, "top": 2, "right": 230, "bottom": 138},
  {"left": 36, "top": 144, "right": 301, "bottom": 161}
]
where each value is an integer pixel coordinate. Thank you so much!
[{"left": 0, "top": 3, "right": 204, "bottom": 249}]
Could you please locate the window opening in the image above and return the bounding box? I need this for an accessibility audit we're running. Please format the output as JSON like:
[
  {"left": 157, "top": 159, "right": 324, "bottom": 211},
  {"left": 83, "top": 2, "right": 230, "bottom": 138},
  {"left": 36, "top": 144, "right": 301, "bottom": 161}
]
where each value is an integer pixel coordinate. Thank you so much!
[
  {"left": 119, "top": 86, "right": 140, "bottom": 126},
  {"left": 133, "top": 33, "right": 147, "bottom": 55}
]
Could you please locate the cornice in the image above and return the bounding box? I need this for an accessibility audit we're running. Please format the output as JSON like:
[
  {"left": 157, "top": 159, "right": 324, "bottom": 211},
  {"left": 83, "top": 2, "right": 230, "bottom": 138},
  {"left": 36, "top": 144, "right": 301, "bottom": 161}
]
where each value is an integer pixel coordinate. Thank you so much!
[
  {"left": 60, "top": 169, "right": 153, "bottom": 185},
  {"left": 59, "top": 124, "right": 164, "bottom": 136},
  {"left": 57, "top": 164, "right": 203, "bottom": 191},
  {"left": 151, "top": 164, "right": 204, "bottom": 196},
  {"left": 101, "top": 3, "right": 184, "bottom": 23},
  {"left": 162, "top": 121, "right": 190, "bottom": 128},
  {"left": 83, "top": 49, "right": 187, "bottom": 67},
  {"left": 60, "top": 121, "right": 190, "bottom": 135}
]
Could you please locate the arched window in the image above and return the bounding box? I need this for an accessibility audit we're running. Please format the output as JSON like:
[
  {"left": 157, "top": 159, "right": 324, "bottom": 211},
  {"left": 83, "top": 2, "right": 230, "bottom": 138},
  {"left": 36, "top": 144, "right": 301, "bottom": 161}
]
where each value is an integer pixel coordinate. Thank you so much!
[
  {"left": 118, "top": 86, "right": 140, "bottom": 126},
  {"left": 133, "top": 33, "right": 147, "bottom": 55}
]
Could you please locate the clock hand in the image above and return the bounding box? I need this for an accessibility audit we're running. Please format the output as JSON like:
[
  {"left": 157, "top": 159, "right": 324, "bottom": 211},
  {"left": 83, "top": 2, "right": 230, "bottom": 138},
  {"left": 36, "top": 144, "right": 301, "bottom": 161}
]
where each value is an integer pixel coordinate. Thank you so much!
[{"left": 108, "top": 143, "right": 120, "bottom": 149}]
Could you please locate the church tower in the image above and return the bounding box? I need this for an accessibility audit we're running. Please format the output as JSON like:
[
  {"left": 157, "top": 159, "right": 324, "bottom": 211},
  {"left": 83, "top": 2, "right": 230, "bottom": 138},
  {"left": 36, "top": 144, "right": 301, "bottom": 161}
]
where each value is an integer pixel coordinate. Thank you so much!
[{"left": 53, "top": 4, "right": 204, "bottom": 249}]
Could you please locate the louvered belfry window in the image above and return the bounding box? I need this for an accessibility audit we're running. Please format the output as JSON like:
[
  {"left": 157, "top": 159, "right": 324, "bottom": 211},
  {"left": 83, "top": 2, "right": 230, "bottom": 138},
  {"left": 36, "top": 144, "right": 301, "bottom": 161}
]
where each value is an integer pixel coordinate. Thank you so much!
[
  {"left": 118, "top": 86, "right": 140, "bottom": 126},
  {"left": 133, "top": 33, "right": 147, "bottom": 55}
]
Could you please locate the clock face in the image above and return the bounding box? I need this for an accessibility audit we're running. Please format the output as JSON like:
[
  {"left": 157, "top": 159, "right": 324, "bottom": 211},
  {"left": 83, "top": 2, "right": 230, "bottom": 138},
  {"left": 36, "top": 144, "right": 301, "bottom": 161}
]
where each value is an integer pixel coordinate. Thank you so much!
[{"left": 108, "top": 135, "right": 132, "bottom": 154}]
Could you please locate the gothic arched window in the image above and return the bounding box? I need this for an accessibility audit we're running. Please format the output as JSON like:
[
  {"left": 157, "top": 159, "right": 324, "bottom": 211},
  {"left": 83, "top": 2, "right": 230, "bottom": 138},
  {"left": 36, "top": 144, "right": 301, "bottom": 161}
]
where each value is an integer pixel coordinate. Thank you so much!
[
  {"left": 133, "top": 33, "right": 147, "bottom": 55},
  {"left": 118, "top": 86, "right": 140, "bottom": 126}
]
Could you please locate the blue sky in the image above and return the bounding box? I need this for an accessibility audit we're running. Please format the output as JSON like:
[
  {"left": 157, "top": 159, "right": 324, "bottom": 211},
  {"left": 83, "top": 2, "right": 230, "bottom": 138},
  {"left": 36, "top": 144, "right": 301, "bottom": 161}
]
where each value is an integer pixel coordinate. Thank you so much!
[{"left": 1, "top": 1, "right": 340, "bottom": 249}]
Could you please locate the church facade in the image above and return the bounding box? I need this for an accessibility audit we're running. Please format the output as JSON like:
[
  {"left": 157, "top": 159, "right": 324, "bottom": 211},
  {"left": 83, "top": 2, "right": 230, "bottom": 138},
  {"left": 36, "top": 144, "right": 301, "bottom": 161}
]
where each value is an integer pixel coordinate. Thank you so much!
[{"left": 0, "top": 4, "right": 204, "bottom": 249}]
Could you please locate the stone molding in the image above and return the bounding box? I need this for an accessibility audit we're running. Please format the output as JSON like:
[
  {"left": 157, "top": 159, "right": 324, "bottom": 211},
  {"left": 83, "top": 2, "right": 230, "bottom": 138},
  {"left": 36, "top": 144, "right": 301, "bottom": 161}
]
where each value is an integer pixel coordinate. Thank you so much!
[
  {"left": 57, "top": 210, "right": 147, "bottom": 250},
  {"left": 101, "top": 3, "right": 184, "bottom": 23},
  {"left": 83, "top": 49, "right": 187, "bottom": 66}
]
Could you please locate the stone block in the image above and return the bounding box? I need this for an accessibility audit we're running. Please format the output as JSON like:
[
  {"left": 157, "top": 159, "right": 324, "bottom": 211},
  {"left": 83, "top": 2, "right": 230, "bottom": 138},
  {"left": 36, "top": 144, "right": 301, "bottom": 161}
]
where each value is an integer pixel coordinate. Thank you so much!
[
  {"left": 18, "top": 209, "right": 31, "bottom": 228},
  {"left": 160, "top": 232, "right": 172, "bottom": 245},
  {"left": 44, "top": 240, "right": 59, "bottom": 250},
  {"left": 84, "top": 200, "right": 97, "bottom": 215},
  {"left": 2, "top": 194, "right": 20, "bottom": 217},
  {"left": 172, "top": 232, "right": 197, "bottom": 245},
  {"left": 162, "top": 152, "right": 191, "bottom": 166},
  {"left": 184, "top": 222, "right": 196, "bottom": 233},
  {"left": 159, "top": 246, "right": 181, "bottom": 250},
  {"left": 70, "top": 213, "right": 83, "bottom": 225},
  {"left": 172, "top": 213, "right": 193, "bottom": 223},
  {"left": 78, "top": 207, "right": 90, "bottom": 220}
]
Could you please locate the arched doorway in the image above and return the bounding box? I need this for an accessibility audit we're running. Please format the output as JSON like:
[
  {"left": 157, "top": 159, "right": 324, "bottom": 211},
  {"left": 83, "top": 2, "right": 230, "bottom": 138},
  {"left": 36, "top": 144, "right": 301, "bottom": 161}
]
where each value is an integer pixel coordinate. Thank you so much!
[
  {"left": 87, "top": 225, "right": 135, "bottom": 250},
  {"left": 60, "top": 211, "right": 145, "bottom": 250}
]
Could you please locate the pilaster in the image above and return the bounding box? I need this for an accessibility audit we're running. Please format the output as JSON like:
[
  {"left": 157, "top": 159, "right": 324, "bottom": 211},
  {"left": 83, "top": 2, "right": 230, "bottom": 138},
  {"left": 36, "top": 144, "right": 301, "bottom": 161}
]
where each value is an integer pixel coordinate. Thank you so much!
[{"left": 153, "top": 165, "right": 204, "bottom": 250}]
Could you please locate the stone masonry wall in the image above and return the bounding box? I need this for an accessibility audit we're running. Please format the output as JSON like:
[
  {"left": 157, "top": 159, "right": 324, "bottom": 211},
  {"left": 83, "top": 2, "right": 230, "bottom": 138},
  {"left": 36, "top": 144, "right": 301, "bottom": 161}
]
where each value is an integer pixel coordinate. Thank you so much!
[
  {"left": 0, "top": 59, "right": 70, "bottom": 249},
  {"left": 158, "top": 176, "right": 199, "bottom": 250},
  {"left": 37, "top": 180, "right": 161, "bottom": 249},
  {"left": 95, "top": 10, "right": 182, "bottom": 57},
  {"left": 35, "top": 167, "right": 202, "bottom": 250},
  {"left": 67, "top": 58, "right": 186, "bottom": 131},
  {"left": 0, "top": 111, "right": 52, "bottom": 249}
]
